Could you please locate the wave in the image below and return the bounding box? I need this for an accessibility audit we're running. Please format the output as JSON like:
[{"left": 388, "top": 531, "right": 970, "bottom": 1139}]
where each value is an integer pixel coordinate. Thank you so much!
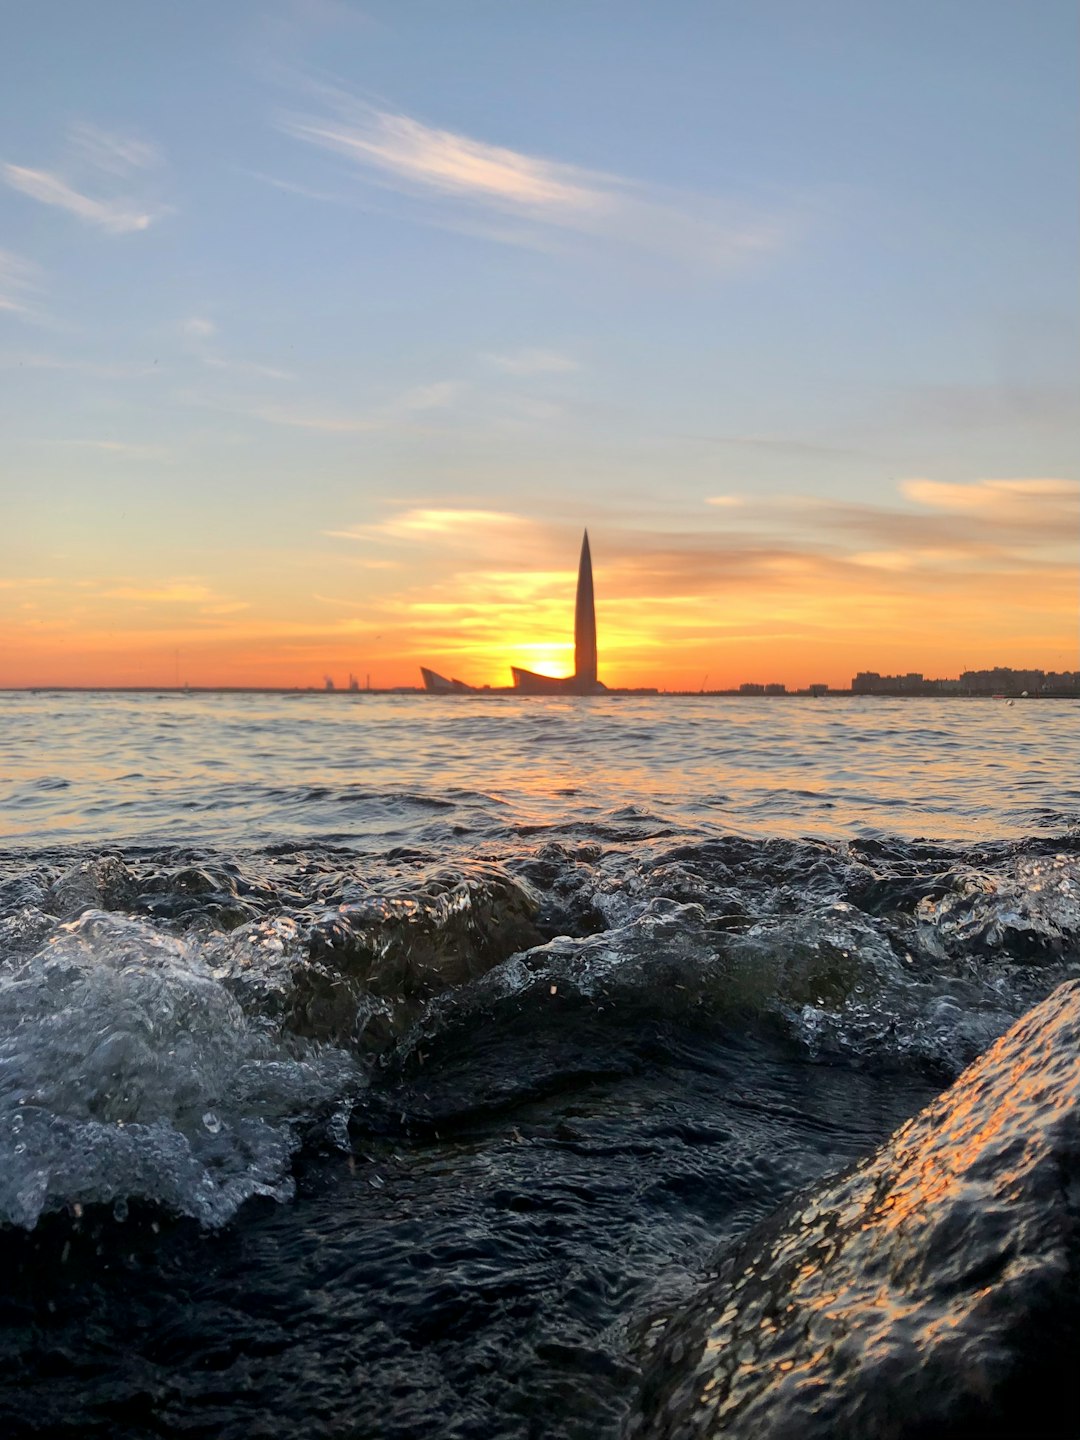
[
  {"left": 0, "top": 911, "right": 355, "bottom": 1229},
  {"left": 1, "top": 834, "right": 1078, "bottom": 1231}
]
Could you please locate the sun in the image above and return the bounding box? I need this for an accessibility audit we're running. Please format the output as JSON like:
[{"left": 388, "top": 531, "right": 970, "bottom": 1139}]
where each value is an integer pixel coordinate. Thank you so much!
[{"left": 507, "top": 642, "right": 573, "bottom": 680}]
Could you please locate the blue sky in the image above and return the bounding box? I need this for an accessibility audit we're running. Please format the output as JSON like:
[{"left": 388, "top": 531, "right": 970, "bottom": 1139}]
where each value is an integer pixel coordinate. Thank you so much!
[{"left": 1, "top": 1, "right": 1077, "bottom": 687}]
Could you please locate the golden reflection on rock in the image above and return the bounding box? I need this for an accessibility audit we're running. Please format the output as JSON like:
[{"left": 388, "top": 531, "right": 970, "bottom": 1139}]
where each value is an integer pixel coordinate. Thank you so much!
[{"left": 628, "top": 979, "right": 1080, "bottom": 1438}]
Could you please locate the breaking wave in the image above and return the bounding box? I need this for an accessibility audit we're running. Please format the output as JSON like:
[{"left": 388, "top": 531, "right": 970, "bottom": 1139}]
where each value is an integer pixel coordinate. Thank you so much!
[{"left": 2, "top": 836, "right": 1077, "bottom": 1236}]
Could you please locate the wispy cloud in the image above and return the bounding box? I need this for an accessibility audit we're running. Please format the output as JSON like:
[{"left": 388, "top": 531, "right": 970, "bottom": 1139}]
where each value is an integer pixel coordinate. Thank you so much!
[
  {"left": 42, "top": 439, "right": 170, "bottom": 460},
  {"left": 2, "top": 122, "right": 167, "bottom": 234},
  {"left": 179, "top": 315, "right": 295, "bottom": 381},
  {"left": 701, "top": 477, "right": 1080, "bottom": 583},
  {"left": 341, "top": 483, "right": 1078, "bottom": 633},
  {"left": 486, "top": 348, "right": 580, "bottom": 375},
  {"left": 277, "top": 93, "right": 790, "bottom": 266},
  {"left": 900, "top": 382, "right": 1077, "bottom": 431},
  {"left": 400, "top": 379, "right": 459, "bottom": 410},
  {"left": 3, "top": 164, "right": 156, "bottom": 233},
  {"left": 0, "top": 575, "right": 249, "bottom": 623},
  {"left": 69, "top": 122, "right": 161, "bottom": 177},
  {"left": 198, "top": 601, "right": 251, "bottom": 615},
  {"left": 282, "top": 104, "right": 603, "bottom": 210},
  {"left": 694, "top": 433, "right": 869, "bottom": 459},
  {"left": 241, "top": 167, "right": 354, "bottom": 204},
  {"left": 101, "top": 582, "right": 217, "bottom": 603},
  {"left": 189, "top": 375, "right": 461, "bottom": 434},
  {"left": 0, "top": 249, "right": 44, "bottom": 319},
  {"left": 900, "top": 476, "right": 1080, "bottom": 519},
  {"left": 327, "top": 507, "right": 523, "bottom": 545},
  {"left": 0, "top": 352, "right": 157, "bottom": 378},
  {"left": 200, "top": 353, "right": 295, "bottom": 381}
]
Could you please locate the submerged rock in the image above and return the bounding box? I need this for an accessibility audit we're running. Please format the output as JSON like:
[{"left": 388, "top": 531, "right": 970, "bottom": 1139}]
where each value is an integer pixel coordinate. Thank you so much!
[
  {"left": 917, "top": 852, "right": 1080, "bottom": 962},
  {"left": 210, "top": 862, "right": 544, "bottom": 1050},
  {"left": 45, "top": 856, "right": 136, "bottom": 919},
  {"left": 629, "top": 978, "right": 1080, "bottom": 1439},
  {"left": 307, "top": 862, "right": 541, "bottom": 995},
  {"left": 299, "top": 863, "right": 542, "bottom": 1045}
]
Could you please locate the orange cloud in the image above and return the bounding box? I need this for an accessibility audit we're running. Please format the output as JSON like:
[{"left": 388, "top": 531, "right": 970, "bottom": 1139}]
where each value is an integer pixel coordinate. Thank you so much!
[{"left": 2, "top": 481, "right": 1075, "bottom": 690}]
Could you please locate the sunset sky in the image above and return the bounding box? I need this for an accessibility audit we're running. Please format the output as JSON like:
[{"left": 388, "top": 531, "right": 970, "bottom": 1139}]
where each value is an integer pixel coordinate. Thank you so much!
[{"left": 2, "top": 0, "right": 1077, "bottom": 690}]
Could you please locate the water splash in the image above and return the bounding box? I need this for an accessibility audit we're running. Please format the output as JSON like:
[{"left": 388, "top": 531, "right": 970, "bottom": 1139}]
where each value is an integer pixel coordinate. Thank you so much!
[{"left": 0, "top": 912, "right": 356, "bottom": 1228}]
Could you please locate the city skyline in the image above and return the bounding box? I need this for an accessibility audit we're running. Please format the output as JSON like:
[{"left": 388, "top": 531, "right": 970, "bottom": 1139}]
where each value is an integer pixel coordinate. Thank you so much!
[
  {"left": 1, "top": 3, "right": 1077, "bottom": 689},
  {"left": 7, "top": 662, "right": 1076, "bottom": 699}
]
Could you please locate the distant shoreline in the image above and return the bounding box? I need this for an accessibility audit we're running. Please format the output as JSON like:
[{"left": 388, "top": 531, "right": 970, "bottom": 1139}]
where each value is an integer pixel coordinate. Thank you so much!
[{"left": 2, "top": 687, "right": 1077, "bottom": 700}]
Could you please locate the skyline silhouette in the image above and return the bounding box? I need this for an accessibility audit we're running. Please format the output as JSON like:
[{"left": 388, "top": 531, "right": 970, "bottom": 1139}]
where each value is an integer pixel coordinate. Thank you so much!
[{"left": 423, "top": 530, "right": 615, "bottom": 694}]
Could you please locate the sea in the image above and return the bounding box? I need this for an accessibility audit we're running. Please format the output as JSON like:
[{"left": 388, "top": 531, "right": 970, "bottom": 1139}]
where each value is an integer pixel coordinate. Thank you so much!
[{"left": 1, "top": 690, "right": 1078, "bottom": 1438}]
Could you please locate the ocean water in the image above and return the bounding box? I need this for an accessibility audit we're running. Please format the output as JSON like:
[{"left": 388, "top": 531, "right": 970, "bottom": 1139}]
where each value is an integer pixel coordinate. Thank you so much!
[{"left": 1, "top": 692, "right": 1078, "bottom": 1438}]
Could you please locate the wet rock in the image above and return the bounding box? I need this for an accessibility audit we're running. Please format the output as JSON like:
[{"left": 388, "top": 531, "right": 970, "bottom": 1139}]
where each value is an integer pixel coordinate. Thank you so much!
[
  {"left": 0, "top": 876, "right": 56, "bottom": 961},
  {"left": 0, "top": 908, "right": 56, "bottom": 961},
  {"left": 917, "top": 853, "right": 1080, "bottom": 963},
  {"left": 134, "top": 865, "right": 260, "bottom": 930},
  {"left": 512, "top": 843, "right": 608, "bottom": 938},
  {"left": 203, "top": 916, "right": 305, "bottom": 1019},
  {"left": 217, "top": 863, "right": 543, "bottom": 1049},
  {"left": 628, "top": 978, "right": 1080, "bottom": 1439},
  {"left": 45, "top": 857, "right": 136, "bottom": 919},
  {"left": 842, "top": 863, "right": 963, "bottom": 919},
  {"left": 308, "top": 863, "right": 540, "bottom": 990},
  {"left": 164, "top": 865, "right": 235, "bottom": 897},
  {"left": 0, "top": 875, "right": 52, "bottom": 913},
  {"left": 384, "top": 898, "right": 737, "bottom": 1101},
  {"left": 735, "top": 902, "right": 905, "bottom": 1009}
]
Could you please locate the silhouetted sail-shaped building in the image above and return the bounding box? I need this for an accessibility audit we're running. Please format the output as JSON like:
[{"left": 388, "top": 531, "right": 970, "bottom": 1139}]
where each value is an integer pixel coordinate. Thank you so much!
[
  {"left": 419, "top": 667, "right": 477, "bottom": 694},
  {"left": 420, "top": 530, "right": 606, "bottom": 694},
  {"left": 511, "top": 530, "right": 605, "bottom": 694}
]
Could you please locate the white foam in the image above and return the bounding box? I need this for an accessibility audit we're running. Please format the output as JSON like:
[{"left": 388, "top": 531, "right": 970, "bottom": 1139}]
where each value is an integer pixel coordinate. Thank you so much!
[{"left": 0, "top": 911, "right": 357, "bottom": 1229}]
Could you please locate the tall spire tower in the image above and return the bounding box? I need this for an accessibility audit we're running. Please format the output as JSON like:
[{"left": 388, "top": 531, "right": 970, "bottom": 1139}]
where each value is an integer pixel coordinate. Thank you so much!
[
  {"left": 574, "top": 530, "right": 598, "bottom": 689},
  {"left": 432, "top": 529, "right": 607, "bottom": 693}
]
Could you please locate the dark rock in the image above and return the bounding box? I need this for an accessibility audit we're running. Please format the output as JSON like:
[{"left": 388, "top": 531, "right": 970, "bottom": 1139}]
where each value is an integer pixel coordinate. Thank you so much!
[
  {"left": 511, "top": 843, "right": 608, "bottom": 938},
  {"left": 219, "top": 863, "right": 543, "bottom": 1049},
  {"left": 917, "top": 854, "right": 1080, "bottom": 963},
  {"left": 0, "top": 908, "right": 55, "bottom": 959},
  {"left": 45, "top": 857, "right": 136, "bottom": 919},
  {"left": 132, "top": 865, "right": 260, "bottom": 930},
  {"left": 628, "top": 979, "right": 1080, "bottom": 1439}
]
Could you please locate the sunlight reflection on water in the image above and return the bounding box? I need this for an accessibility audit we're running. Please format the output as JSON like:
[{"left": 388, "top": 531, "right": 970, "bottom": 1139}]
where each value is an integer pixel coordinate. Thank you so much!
[{"left": 1, "top": 692, "right": 1077, "bottom": 846}]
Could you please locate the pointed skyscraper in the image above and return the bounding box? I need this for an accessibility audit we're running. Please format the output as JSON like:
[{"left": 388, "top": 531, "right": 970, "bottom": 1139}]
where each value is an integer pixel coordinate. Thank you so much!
[
  {"left": 502, "top": 529, "right": 606, "bottom": 693},
  {"left": 574, "top": 530, "right": 597, "bottom": 689},
  {"left": 420, "top": 526, "right": 651, "bottom": 693}
]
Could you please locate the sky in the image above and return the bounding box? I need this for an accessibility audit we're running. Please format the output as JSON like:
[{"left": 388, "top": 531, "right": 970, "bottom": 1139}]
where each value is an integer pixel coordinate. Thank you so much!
[{"left": 1, "top": 0, "right": 1077, "bottom": 690}]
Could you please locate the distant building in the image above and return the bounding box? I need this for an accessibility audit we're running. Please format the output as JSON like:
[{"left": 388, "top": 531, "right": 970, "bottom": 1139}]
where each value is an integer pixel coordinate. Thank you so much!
[
  {"left": 419, "top": 668, "right": 476, "bottom": 694},
  {"left": 853, "top": 671, "right": 925, "bottom": 693},
  {"left": 808, "top": 683, "right": 829, "bottom": 696},
  {"left": 739, "top": 683, "right": 764, "bottom": 695},
  {"left": 960, "top": 667, "right": 1059, "bottom": 695},
  {"left": 764, "top": 683, "right": 787, "bottom": 695},
  {"left": 510, "top": 531, "right": 604, "bottom": 695},
  {"left": 852, "top": 667, "right": 1077, "bottom": 696}
]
